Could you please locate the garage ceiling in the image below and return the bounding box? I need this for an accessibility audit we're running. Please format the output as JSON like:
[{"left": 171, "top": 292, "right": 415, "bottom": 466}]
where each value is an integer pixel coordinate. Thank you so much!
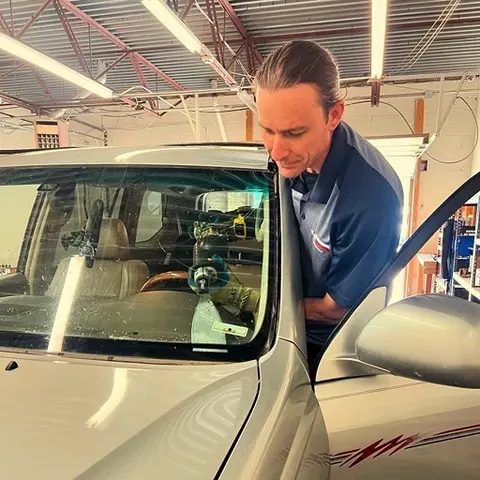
[{"left": 0, "top": 0, "right": 479, "bottom": 109}]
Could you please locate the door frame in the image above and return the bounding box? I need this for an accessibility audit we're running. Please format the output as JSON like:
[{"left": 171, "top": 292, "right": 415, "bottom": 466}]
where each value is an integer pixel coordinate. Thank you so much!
[{"left": 314, "top": 171, "right": 480, "bottom": 383}]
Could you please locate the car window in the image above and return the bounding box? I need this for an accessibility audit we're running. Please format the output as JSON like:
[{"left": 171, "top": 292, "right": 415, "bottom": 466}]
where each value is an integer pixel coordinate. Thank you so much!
[
  {"left": 54, "top": 184, "right": 125, "bottom": 265},
  {"left": 0, "top": 184, "right": 39, "bottom": 270},
  {"left": 202, "top": 191, "right": 262, "bottom": 212},
  {"left": 136, "top": 190, "right": 164, "bottom": 243},
  {"left": 0, "top": 166, "right": 276, "bottom": 364}
]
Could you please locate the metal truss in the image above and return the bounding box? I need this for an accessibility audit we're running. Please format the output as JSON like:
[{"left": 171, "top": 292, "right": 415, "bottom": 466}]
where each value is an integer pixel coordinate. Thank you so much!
[
  {"left": 0, "top": 0, "right": 185, "bottom": 117},
  {"left": 0, "top": 0, "right": 262, "bottom": 119},
  {"left": 1, "top": 0, "right": 477, "bottom": 121}
]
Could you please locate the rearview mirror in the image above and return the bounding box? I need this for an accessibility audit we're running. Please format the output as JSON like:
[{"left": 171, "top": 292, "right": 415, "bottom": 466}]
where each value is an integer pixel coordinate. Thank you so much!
[{"left": 356, "top": 295, "right": 480, "bottom": 389}]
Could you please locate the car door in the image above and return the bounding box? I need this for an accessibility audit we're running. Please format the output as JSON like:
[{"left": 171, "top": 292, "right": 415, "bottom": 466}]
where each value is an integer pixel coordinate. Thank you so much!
[{"left": 314, "top": 172, "right": 480, "bottom": 479}]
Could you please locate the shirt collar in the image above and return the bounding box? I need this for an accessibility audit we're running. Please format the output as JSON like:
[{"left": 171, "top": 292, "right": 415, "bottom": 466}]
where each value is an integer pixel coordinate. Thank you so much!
[{"left": 308, "top": 121, "right": 349, "bottom": 204}]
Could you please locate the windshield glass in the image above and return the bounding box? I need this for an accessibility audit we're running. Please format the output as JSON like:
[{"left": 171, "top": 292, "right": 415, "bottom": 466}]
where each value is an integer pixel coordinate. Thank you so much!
[{"left": 0, "top": 165, "right": 276, "bottom": 362}]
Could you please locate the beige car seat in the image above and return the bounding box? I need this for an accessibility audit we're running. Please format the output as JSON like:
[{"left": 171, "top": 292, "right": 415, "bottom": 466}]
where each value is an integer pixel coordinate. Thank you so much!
[{"left": 47, "top": 219, "right": 149, "bottom": 299}]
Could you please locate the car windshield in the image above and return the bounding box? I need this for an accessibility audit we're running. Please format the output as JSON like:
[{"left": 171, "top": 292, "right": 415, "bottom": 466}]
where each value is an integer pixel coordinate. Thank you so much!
[{"left": 0, "top": 165, "right": 276, "bottom": 362}]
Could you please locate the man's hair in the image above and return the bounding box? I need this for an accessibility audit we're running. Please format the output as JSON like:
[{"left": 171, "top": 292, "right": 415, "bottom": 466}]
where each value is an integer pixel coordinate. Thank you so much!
[{"left": 254, "top": 40, "right": 342, "bottom": 111}]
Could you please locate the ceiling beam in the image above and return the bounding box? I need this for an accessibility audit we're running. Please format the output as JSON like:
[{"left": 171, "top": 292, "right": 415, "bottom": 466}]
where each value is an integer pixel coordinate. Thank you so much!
[
  {"left": 32, "top": 71, "right": 55, "bottom": 101},
  {"left": 17, "top": 0, "right": 53, "bottom": 39},
  {"left": 180, "top": 0, "right": 195, "bottom": 20},
  {"left": 247, "top": 17, "right": 480, "bottom": 45},
  {"left": 215, "top": 0, "right": 263, "bottom": 69},
  {"left": 0, "top": 11, "right": 11, "bottom": 34},
  {"left": 205, "top": 0, "right": 225, "bottom": 66},
  {"left": 0, "top": 11, "right": 56, "bottom": 102},
  {"left": 53, "top": 0, "right": 91, "bottom": 76},
  {"left": 55, "top": 0, "right": 185, "bottom": 91},
  {"left": 0, "top": 9, "right": 163, "bottom": 119},
  {"left": 130, "top": 53, "right": 158, "bottom": 111},
  {"left": 0, "top": 63, "right": 24, "bottom": 81},
  {"left": 0, "top": 92, "right": 36, "bottom": 112}
]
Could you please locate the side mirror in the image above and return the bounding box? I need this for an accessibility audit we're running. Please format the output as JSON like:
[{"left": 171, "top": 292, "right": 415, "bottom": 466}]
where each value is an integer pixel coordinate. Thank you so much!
[{"left": 356, "top": 294, "right": 480, "bottom": 389}]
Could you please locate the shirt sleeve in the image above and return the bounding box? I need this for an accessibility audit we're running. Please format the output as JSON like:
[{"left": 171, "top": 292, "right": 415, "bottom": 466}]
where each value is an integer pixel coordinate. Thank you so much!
[{"left": 326, "top": 190, "right": 401, "bottom": 309}]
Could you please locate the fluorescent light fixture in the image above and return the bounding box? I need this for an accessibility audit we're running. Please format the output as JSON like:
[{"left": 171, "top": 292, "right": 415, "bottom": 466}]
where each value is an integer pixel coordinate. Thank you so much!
[
  {"left": 142, "top": 0, "right": 202, "bottom": 54},
  {"left": 371, "top": 0, "right": 388, "bottom": 79},
  {"left": 367, "top": 134, "right": 433, "bottom": 178},
  {"left": 0, "top": 32, "right": 114, "bottom": 99}
]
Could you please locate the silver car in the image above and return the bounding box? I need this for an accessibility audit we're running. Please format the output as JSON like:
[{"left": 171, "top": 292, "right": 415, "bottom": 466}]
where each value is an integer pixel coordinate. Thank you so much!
[{"left": 0, "top": 145, "right": 479, "bottom": 479}]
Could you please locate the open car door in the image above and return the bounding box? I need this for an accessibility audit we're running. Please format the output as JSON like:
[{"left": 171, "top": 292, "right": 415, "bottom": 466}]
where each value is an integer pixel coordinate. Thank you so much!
[{"left": 314, "top": 172, "right": 480, "bottom": 479}]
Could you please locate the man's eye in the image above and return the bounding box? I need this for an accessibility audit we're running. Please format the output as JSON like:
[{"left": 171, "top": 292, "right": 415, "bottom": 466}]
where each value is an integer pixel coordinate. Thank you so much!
[{"left": 286, "top": 131, "right": 304, "bottom": 138}]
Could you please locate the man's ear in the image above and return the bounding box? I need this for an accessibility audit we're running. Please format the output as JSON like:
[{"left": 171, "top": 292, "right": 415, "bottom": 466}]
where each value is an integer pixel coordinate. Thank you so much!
[{"left": 328, "top": 100, "right": 345, "bottom": 131}]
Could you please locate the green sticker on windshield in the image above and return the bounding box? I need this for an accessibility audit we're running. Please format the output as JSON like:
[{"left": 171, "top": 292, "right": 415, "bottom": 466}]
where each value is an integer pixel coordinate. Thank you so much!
[{"left": 212, "top": 321, "right": 248, "bottom": 338}]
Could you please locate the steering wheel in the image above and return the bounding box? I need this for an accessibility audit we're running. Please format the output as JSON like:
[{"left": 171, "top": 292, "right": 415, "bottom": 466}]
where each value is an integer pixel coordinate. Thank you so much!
[{"left": 140, "top": 271, "right": 190, "bottom": 293}]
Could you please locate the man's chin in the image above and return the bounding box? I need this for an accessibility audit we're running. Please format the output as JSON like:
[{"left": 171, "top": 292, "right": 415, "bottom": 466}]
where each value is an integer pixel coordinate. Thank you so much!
[{"left": 279, "top": 166, "right": 302, "bottom": 178}]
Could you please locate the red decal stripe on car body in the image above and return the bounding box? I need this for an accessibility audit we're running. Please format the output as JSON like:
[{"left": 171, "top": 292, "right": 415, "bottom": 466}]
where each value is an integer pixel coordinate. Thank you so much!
[{"left": 331, "top": 422, "right": 480, "bottom": 468}]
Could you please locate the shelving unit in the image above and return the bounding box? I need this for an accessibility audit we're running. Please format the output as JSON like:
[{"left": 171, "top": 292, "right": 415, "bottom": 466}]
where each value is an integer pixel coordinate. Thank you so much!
[
  {"left": 436, "top": 194, "right": 480, "bottom": 303},
  {"left": 467, "top": 194, "right": 480, "bottom": 301},
  {"left": 452, "top": 272, "right": 480, "bottom": 301}
]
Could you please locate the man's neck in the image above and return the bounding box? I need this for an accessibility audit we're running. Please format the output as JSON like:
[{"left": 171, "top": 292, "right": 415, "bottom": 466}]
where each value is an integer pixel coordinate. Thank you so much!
[
  {"left": 306, "top": 128, "right": 336, "bottom": 175},
  {"left": 306, "top": 163, "right": 323, "bottom": 175},
  {"left": 306, "top": 146, "right": 330, "bottom": 174}
]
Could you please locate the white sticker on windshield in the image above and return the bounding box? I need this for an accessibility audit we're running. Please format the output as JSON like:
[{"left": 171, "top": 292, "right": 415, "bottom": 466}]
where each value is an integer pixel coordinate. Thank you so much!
[{"left": 212, "top": 321, "right": 248, "bottom": 338}]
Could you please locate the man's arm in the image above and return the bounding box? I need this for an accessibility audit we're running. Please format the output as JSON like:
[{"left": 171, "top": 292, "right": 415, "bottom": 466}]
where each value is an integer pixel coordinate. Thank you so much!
[
  {"left": 307, "top": 179, "right": 402, "bottom": 324},
  {"left": 304, "top": 294, "right": 349, "bottom": 324}
]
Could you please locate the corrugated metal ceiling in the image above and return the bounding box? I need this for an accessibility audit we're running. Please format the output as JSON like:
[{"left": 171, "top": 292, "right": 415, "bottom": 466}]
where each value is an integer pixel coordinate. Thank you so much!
[{"left": 0, "top": 0, "right": 479, "bottom": 105}]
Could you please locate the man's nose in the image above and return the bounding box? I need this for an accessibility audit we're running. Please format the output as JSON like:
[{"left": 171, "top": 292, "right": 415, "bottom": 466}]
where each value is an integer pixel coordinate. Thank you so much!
[{"left": 270, "top": 135, "right": 289, "bottom": 161}]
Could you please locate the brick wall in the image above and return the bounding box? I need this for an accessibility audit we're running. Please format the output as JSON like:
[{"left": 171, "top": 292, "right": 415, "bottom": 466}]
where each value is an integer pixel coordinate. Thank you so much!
[
  {"left": 343, "top": 82, "right": 475, "bottom": 234},
  {"left": 1, "top": 80, "right": 477, "bottom": 241},
  {"left": 87, "top": 79, "right": 475, "bottom": 245},
  {"left": 0, "top": 129, "right": 35, "bottom": 149}
]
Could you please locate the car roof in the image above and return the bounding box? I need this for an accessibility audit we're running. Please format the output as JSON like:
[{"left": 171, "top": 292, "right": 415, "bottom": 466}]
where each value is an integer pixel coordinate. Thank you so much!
[{"left": 0, "top": 143, "right": 270, "bottom": 171}]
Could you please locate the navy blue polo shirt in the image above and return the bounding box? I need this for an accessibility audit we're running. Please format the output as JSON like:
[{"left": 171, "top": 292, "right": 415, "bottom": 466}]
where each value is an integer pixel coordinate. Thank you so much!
[{"left": 289, "top": 121, "right": 403, "bottom": 344}]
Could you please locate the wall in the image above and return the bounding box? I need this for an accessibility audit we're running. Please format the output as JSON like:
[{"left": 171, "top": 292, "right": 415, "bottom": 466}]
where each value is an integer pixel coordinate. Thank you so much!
[
  {"left": 77, "top": 79, "right": 475, "bottom": 250},
  {"left": 345, "top": 81, "right": 477, "bottom": 252},
  {"left": 0, "top": 129, "right": 35, "bottom": 149},
  {"left": 66, "top": 95, "right": 262, "bottom": 147},
  {"left": 0, "top": 185, "right": 38, "bottom": 265},
  {"left": 1, "top": 79, "right": 477, "bottom": 253},
  {"left": 470, "top": 84, "right": 480, "bottom": 177}
]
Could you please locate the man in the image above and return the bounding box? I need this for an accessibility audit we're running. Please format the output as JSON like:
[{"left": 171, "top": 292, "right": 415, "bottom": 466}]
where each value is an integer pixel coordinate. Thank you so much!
[{"left": 254, "top": 40, "right": 404, "bottom": 363}]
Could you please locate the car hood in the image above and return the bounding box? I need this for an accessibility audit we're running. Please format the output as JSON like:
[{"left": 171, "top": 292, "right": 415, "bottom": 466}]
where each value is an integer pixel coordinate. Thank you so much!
[{"left": 0, "top": 353, "right": 259, "bottom": 479}]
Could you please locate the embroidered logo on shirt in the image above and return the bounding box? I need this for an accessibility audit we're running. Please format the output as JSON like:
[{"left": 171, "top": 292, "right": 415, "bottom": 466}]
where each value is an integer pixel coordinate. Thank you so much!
[{"left": 312, "top": 230, "right": 330, "bottom": 254}]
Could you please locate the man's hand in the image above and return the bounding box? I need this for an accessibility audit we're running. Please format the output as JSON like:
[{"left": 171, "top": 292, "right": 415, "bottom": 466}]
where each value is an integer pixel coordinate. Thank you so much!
[{"left": 304, "top": 294, "right": 349, "bottom": 324}]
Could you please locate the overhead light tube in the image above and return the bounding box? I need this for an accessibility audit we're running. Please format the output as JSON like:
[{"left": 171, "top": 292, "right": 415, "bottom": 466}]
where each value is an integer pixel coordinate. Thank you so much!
[
  {"left": 142, "top": 0, "right": 202, "bottom": 54},
  {"left": 0, "top": 32, "right": 114, "bottom": 99},
  {"left": 371, "top": 0, "right": 388, "bottom": 79}
]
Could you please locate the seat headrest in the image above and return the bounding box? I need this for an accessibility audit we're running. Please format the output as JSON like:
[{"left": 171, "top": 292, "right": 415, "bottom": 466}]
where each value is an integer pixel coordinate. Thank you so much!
[{"left": 97, "top": 219, "right": 129, "bottom": 260}]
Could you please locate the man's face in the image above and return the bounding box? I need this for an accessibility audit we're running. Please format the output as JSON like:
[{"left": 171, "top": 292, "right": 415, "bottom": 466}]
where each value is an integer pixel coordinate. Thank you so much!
[{"left": 256, "top": 83, "right": 344, "bottom": 178}]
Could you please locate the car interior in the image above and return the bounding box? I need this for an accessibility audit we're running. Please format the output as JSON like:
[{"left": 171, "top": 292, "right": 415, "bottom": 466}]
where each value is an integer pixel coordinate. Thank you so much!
[{"left": 0, "top": 176, "right": 270, "bottom": 349}]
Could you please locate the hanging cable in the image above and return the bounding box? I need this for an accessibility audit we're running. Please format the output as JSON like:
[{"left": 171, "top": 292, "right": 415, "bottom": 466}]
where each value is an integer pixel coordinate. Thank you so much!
[
  {"left": 346, "top": 96, "right": 477, "bottom": 165},
  {"left": 392, "top": 0, "right": 460, "bottom": 73},
  {"left": 425, "top": 96, "right": 478, "bottom": 165},
  {"left": 346, "top": 100, "right": 415, "bottom": 133}
]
